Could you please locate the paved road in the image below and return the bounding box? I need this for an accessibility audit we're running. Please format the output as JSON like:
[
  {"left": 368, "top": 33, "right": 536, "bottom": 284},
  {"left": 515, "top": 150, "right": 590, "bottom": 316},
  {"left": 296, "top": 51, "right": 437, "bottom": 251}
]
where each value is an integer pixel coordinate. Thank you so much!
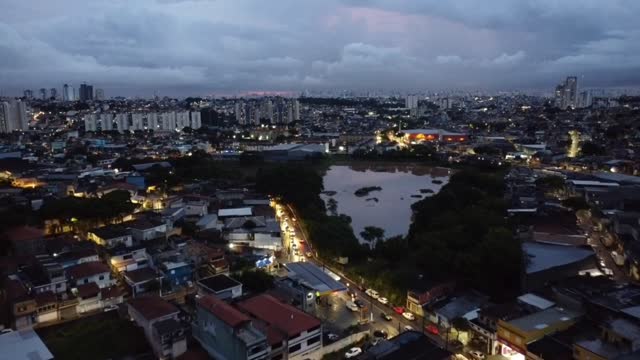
[{"left": 276, "top": 202, "right": 447, "bottom": 349}]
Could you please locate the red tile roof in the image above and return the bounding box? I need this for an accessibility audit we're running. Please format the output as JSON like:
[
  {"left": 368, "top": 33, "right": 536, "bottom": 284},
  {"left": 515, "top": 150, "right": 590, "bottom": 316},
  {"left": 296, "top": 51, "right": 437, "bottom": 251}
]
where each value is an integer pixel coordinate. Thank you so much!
[
  {"left": 5, "top": 226, "right": 44, "bottom": 242},
  {"left": 128, "top": 295, "right": 178, "bottom": 321},
  {"left": 67, "top": 261, "right": 110, "bottom": 279},
  {"left": 197, "top": 295, "right": 250, "bottom": 329},
  {"left": 237, "top": 294, "right": 321, "bottom": 337},
  {"left": 35, "top": 291, "right": 57, "bottom": 306},
  {"left": 100, "top": 286, "right": 124, "bottom": 299},
  {"left": 76, "top": 282, "right": 100, "bottom": 298}
]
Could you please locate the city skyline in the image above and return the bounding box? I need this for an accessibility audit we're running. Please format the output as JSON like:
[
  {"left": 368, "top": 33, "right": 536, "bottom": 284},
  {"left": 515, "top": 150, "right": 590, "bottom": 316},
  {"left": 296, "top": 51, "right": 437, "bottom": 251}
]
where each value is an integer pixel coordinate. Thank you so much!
[{"left": 2, "top": 1, "right": 640, "bottom": 96}]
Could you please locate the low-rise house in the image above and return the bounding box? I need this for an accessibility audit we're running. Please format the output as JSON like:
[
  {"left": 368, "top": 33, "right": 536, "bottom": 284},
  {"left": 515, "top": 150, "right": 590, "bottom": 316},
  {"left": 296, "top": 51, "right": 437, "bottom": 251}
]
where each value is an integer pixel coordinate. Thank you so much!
[
  {"left": 34, "top": 291, "right": 58, "bottom": 324},
  {"left": 160, "top": 261, "right": 193, "bottom": 288},
  {"left": 184, "top": 199, "right": 209, "bottom": 217},
  {"left": 4, "top": 277, "right": 37, "bottom": 329},
  {"left": 128, "top": 296, "right": 183, "bottom": 359},
  {"left": 125, "top": 219, "right": 167, "bottom": 242},
  {"left": 196, "top": 214, "right": 222, "bottom": 231},
  {"left": 66, "top": 261, "right": 114, "bottom": 289},
  {"left": 106, "top": 244, "right": 150, "bottom": 273},
  {"left": 237, "top": 294, "right": 323, "bottom": 360},
  {"left": 431, "top": 292, "right": 488, "bottom": 328},
  {"left": 74, "top": 282, "right": 101, "bottom": 314},
  {"left": 197, "top": 274, "right": 243, "bottom": 300},
  {"left": 5, "top": 226, "right": 45, "bottom": 256},
  {"left": 193, "top": 295, "right": 270, "bottom": 360},
  {"left": 152, "top": 318, "right": 188, "bottom": 360},
  {"left": 124, "top": 267, "right": 160, "bottom": 297},
  {"left": 100, "top": 285, "right": 125, "bottom": 308},
  {"left": 406, "top": 279, "right": 456, "bottom": 317},
  {"left": 21, "top": 261, "right": 67, "bottom": 295},
  {"left": 56, "top": 248, "right": 100, "bottom": 269},
  {"left": 87, "top": 225, "right": 133, "bottom": 248}
]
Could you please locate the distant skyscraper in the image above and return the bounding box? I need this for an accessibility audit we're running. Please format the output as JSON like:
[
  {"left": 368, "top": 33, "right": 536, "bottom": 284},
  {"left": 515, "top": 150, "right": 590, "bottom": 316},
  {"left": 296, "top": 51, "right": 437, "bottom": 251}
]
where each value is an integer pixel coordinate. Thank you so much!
[
  {"left": 554, "top": 76, "right": 578, "bottom": 109},
  {"left": 39, "top": 88, "right": 47, "bottom": 100},
  {"left": 49, "top": 88, "right": 57, "bottom": 100},
  {"left": 62, "top": 84, "right": 74, "bottom": 101},
  {"left": 0, "top": 99, "right": 28, "bottom": 133},
  {"left": 79, "top": 83, "right": 94, "bottom": 101},
  {"left": 405, "top": 95, "right": 419, "bottom": 109},
  {"left": 23, "top": 89, "right": 33, "bottom": 99},
  {"left": 95, "top": 88, "right": 105, "bottom": 101},
  {"left": 293, "top": 99, "right": 300, "bottom": 121}
]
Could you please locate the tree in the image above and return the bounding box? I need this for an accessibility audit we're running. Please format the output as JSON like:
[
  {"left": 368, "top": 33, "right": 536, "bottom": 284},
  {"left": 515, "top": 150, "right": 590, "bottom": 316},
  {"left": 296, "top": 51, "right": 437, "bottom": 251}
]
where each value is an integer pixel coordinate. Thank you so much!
[
  {"left": 242, "top": 220, "right": 257, "bottom": 229},
  {"left": 360, "top": 226, "right": 385, "bottom": 246},
  {"left": 562, "top": 196, "right": 590, "bottom": 210},
  {"left": 535, "top": 175, "right": 565, "bottom": 192},
  {"left": 233, "top": 270, "right": 274, "bottom": 293}
]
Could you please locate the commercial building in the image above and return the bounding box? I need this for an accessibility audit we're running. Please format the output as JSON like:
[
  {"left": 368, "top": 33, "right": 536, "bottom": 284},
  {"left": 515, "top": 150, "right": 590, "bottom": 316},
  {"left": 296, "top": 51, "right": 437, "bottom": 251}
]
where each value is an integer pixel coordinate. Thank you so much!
[
  {"left": 405, "top": 95, "right": 419, "bottom": 109},
  {"left": 554, "top": 76, "right": 578, "bottom": 109},
  {"left": 497, "top": 307, "right": 581, "bottom": 359},
  {"left": 401, "top": 129, "right": 468, "bottom": 144},
  {"left": 63, "top": 84, "right": 75, "bottom": 101},
  {"left": 79, "top": 83, "right": 93, "bottom": 101}
]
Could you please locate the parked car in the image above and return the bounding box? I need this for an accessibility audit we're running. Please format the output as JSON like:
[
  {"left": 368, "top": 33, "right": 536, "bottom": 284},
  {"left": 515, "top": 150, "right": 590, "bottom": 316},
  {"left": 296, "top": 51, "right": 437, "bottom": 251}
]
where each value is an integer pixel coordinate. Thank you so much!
[
  {"left": 425, "top": 324, "right": 439, "bottom": 335},
  {"left": 365, "top": 289, "right": 379, "bottom": 299},
  {"left": 377, "top": 297, "right": 389, "bottom": 305},
  {"left": 402, "top": 312, "right": 416, "bottom": 321},
  {"left": 326, "top": 333, "right": 339, "bottom": 341},
  {"left": 371, "top": 338, "right": 383, "bottom": 346},
  {"left": 373, "top": 330, "right": 388, "bottom": 339},
  {"left": 346, "top": 301, "right": 359, "bottom": 312},
  {"left": 393, "top": 306, "right": 405, "bottom": 314},
  {"left": 381, "top": 312, "right": 392, "bottom": 321},
  {"left": 345, "top": 347, "right": 362, "bottom": 358},
  {"left": 469, "top": 350, "right": 486, "bottom": 360},
  {"left": 305, "top": 251, "right": 313, "bottom": 258},
  {"left": 354, "top": 299, "right": 366, "bottom": 308},
  {"left": 403, "top": 325, "right": 414, "bottom": 332},
  {"left": 449, "top": 340, "right": 463, "bottom": 352}
]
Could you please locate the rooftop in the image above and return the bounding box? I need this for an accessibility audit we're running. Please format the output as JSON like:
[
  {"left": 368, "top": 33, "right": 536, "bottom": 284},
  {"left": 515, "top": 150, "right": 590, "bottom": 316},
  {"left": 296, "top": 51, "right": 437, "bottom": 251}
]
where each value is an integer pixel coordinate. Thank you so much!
[
  {"left": 197, "top": 274, "right": 241, "bottom": 292},
  {"left": 518, "top": 293, "right": 555, "bottom": 310},
  {"left": 124, "top": 267, "right": 158, "bottom": 284},
  {"left": 67, "top": 261, "right": 110, "bottom": 279},
  {"left": 88, "top": 225, "right": 130, "bottom": 240},
  {"left": 128, "top": 295, "right": 179, "bottom": 321},
  {"left": 505, "top": 307, "right": 581, "bottom": 333},
  {"left": 284, "top": 261, "right": 347, "bottom": 294},
  {"left": 362, "top": 331, "right": 451, "bottom": 360},
  {"left": 5, "top": 226, "right": 44, "bottom": 242},
  {"left": 0, "top": 329, "right": 53, "bottom": 360},
  {"left": 524, "top": 242, "right": 594, "bottom": 274},
  {"left": 197, "top": 294, "right": 250, "bottom": 328},
  {"left": 236, "top": 294, "right": 321, "bottom": 337},
  {"left": 218, "top": 207, "right": 252, "bottom": 217}
]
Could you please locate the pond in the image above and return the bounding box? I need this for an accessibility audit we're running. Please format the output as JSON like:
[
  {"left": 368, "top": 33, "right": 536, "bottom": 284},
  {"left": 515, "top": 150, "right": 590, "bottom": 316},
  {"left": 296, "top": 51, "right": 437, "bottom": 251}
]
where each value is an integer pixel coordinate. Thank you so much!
[{"left": 320, "top": 164, "right": 451, "bottom": 243}]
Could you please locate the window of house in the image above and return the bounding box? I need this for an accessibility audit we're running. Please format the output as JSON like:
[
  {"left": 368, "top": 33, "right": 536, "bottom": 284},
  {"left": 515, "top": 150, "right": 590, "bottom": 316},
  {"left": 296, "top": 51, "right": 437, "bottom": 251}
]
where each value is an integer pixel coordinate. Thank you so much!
[
  {"left": 99, "top": 275, "right": 104, "bottom": 280},
  {"left": 84, "top": 279, "right": 89, "bottom": 284},
  {"left": 56, "top": 283, "right": 62, "bottom": 289},
  {"left": 288, "top": 343, "right": 301, "bottom": 354},
  {"left": 307, "top": 335, "right": 321, "bottom": 346},
  {"left": 272, "top": 354, "right": 283, "bottom": 360}
]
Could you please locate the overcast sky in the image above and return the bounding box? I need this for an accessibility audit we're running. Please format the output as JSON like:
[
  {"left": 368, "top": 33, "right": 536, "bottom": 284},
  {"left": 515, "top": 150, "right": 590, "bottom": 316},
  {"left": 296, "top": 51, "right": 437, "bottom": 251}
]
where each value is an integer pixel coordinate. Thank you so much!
[{"left": 2, "top": 0, "right": 640, "bottom": 96}]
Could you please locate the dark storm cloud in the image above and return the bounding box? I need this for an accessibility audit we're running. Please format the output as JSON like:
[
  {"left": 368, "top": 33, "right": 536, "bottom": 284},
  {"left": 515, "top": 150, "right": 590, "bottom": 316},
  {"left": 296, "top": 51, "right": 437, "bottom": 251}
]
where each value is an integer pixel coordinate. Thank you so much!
[{"left": 1, "top": 0, "right": 639, "bottom": 95}]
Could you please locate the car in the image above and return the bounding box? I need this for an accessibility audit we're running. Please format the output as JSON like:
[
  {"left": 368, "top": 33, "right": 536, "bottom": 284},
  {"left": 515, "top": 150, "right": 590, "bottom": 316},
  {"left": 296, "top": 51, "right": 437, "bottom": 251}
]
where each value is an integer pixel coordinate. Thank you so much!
[
  {"left": 0, "top": 329, "right": 13, "bottom": 335},
  {"left": 365, "top": 289, "right": 379, "bottom": 299},
  {"left": 403, "top": 325, "right": 414, "bottom": 332},
  {"left": 393, "top": 306, "right": 405, "bottom": 314},
  {"left": 402, "top": 312, "right": 416, "bottom": 321},
  {"left": 377, "top": 297, "right": 389, "bottom": 305},
  {"left": 305, "top": 251, "right": 313, "bottom": 258},
  {"left": 346, "top": 301, "right": 360, "bottom": 312},
  {"left": 449, "top": 340, "right": 463, "bottom": 351},
  {"left": 469, "top": 351, "right": 486, "bottom": 360},
  {"left": 345, "top": 347, "right": 362, "bottom": 358},
  {"left": 354, "top": 299, "right": 366, "bottom": 308},
  {"left": 425, "top": 324, "right": 439, "bottom": 335},
  {"left": 380, "top": 312, "right": 392, "bottom": 321},
  {"left": 373, "top": 330, "right": 388, "bottom": 339},
  {"left": 326, "top": 333, "right": 339, "bottom": 341},
  {"left": 103, "top": 304, "right": 119, "bottom": 312}
]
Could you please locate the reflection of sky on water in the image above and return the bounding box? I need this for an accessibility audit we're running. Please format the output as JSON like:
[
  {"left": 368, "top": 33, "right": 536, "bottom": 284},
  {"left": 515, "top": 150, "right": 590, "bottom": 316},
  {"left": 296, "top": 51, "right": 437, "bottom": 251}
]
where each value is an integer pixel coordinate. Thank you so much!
[{"left": 321, "top": 165, "right": 450, "bottom": 242}]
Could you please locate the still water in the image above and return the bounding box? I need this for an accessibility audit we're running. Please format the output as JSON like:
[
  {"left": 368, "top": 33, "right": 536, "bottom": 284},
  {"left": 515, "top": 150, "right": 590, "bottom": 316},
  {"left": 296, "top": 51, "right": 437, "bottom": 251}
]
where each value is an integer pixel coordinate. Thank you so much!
[{"left": 320, "top": 164, "right": 450, "bottom": 242}]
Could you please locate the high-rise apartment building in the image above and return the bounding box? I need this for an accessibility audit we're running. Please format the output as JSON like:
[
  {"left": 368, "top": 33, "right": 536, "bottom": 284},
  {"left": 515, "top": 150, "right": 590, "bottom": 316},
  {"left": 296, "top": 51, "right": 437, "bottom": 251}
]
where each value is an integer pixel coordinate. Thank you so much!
[
  {"left": 49, "top": 88, "right": 57, "bottom": 100},
  {"left": 79, "top": 83, "right": 94, "bottom": 101},
  {"left": 405, "top": 95, "right": 419, "bottom": 109},
  {"left": 39, "top": 88, "right": 47, "bottom": 100},
  {"left": 95, "top": 88, "right": 105, "bottom": 100},
  {"left": 0, "top": 99, "right": 28, "bottom": 133},
  {"left": 84, "top": 111, "right": 201, "bottom": 132},
  {"left": 63, "top": 84, "right": 75, "bottom": 101},
  {"left": 554, "top": 76, "right": 578, "bottom": 109},
  {"left": 23, "top": 90, "right": 33, "bottom": 99}
]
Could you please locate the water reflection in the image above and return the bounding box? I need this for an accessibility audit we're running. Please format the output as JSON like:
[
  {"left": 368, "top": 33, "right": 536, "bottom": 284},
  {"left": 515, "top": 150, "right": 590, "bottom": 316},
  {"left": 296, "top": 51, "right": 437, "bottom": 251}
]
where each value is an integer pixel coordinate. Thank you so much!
[{"left": 321, "top": 164, "right": 450, "bottom": 242}]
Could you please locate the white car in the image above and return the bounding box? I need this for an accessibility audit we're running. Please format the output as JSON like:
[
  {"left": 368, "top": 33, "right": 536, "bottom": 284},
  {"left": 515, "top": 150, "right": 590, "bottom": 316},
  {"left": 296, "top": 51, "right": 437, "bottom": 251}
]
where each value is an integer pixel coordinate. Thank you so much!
[
  {"left": 365, "top": 289, "right": 379, "bottom": 299},
  {"left": 103, "top": 304, "right": 119, "bottom": 312},
  {"left": 469, "top": 351, "right": 486, "bottom": 360},
  {"left": 402, "top": 312, "right": 415, "bottom": 321},
  {"left": 377, "top": 297, "right": 389, "bottom": 305},
  {"left": 403, "top": 325, "right": 414, "bottom": 332},
  {"left": 346, "top": 301, "right": 360, "bottom": 312},
  {"left": 345, "top": 347, "right": 362, "bottom": 358}
]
